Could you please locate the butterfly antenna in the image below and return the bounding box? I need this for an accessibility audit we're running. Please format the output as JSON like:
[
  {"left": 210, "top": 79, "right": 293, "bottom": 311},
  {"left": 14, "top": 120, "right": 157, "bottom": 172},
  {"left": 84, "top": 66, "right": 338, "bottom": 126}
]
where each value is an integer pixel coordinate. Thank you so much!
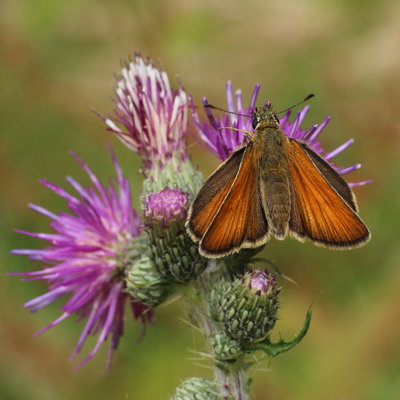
[
  {"left": 276, "top": 94, "right": 315, "bottom": 114},
  {"left": 204, "top": 103, "right": 251, "bottom": 118}
]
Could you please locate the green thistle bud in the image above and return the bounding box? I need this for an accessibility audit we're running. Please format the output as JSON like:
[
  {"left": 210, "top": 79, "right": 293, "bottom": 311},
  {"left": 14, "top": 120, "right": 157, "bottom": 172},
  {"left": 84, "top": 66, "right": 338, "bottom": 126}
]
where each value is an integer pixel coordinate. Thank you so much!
[
  {"left": 210, "top": 330, "right": 243, "bottom": 361},
  {"left": 125, "top": 256, "right": 171, "bottom": 307},
  {"left": 144, "top": 188, "right": 207, "bottom": 284},
  {"left": 171, "top": 377, "right": 220, "bottom": 400},
  {"left": 209, "top": 270, "right": 280, "bottom": 344}
]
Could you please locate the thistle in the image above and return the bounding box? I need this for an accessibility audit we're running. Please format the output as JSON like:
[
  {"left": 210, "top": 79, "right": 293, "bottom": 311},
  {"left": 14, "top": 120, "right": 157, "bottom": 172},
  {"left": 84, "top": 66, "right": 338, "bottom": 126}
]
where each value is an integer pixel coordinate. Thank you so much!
[
  {"left": 125, "top": 255, "right": 171, "bottom": 307},
  {"left": 101, "top": 54, "right": 203, "bottom": 196},
  {"left": 171, "top": 377, "right": 220, "bottom": 400},
  {"left": 143, "top": 187, "right": 207, "bottom": 283},
  {"left": 210, "top": 270, "right": 280, "bottom": 344},
  {"left": 102, "top": 54, "right": 188, "bottom": 171},
  {"left": 210, "top": 330, "right": 243, "bottom": 361},
  {"left": 11, "top": 150, "right": 152, "bottom": 370},
  {"left": 11, "top": 53, "right": 370, "bottom": 400}
]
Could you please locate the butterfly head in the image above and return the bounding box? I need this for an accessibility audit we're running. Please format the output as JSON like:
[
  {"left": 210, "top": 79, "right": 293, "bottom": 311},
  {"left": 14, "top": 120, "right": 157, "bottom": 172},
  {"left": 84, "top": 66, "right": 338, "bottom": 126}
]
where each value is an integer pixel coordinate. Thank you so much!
[{"left": 252, "top": 104, "right": 280, "bottom": 130}]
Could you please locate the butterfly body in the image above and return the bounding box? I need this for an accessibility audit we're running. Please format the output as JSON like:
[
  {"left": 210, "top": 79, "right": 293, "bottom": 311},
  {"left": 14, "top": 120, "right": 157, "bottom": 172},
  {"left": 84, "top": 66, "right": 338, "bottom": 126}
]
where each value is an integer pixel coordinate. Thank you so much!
[
  {"left": 253, "top": 128, "right": 289, "bottom": 239},
  {"left": 187, "top": 103, "right": 370, "bottom": 258}
]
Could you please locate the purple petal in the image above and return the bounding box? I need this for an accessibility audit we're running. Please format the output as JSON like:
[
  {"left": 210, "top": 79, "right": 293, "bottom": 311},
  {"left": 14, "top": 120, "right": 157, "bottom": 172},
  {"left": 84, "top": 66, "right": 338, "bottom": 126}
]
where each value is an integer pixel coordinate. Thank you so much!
[
  {"left": 12, "top": 151, "right": 149, "bottom": 370},
  {"left": 324, "top": 139, "right": 354, "bottom": 160}
]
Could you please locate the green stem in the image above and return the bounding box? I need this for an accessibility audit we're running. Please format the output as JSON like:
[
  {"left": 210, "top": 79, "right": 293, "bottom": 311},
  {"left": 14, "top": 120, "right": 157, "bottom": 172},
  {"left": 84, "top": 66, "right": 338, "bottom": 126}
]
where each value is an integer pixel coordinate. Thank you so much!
[
  {"left": 188, "top": 260, "right": 250, "bottom": 400},
  {"left": 214, "top": 359, "right": 248, "bottom": 400}
]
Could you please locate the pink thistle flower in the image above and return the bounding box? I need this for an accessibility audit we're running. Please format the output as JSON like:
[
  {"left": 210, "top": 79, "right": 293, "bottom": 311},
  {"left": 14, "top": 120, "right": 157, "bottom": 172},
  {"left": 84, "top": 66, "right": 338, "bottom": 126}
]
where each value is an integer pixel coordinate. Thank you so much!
[
  {"left": 101, "top": 54, "right": 188, "bottom": 171},
  {"left": 11, "top": 150, "right": 152, "bottom": 370},
  {"left": 144, "top": 187, "right": 189, "bottom": 228}
]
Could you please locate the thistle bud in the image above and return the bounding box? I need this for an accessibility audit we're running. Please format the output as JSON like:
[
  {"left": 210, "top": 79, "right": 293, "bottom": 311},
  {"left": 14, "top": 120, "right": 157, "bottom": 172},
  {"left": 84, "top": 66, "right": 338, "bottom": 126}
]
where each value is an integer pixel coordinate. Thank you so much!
[
  {"left": 144, "top": 188, "right": 207, "bottom": 283},
  {"left": 171, "top": 377, "right": 220, "bottom": 400},
  {"left": 209, "top": 270, "right": 280, "bottom": 344},
  {"left": 144, "top": 187, "right": 189, "bottom": 235},
  {"left": 125, "top": 256, "right": 171, "bottom": 307},
  {"left": 210, "top": 330, "right": 243, "bottom": 361}
]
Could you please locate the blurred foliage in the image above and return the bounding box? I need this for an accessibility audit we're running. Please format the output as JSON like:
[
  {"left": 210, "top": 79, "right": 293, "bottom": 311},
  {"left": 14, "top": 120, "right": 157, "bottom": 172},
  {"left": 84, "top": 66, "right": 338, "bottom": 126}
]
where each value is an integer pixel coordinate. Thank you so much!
[{"left": 1, "top": 0, "right": 400, "bottom": 399}]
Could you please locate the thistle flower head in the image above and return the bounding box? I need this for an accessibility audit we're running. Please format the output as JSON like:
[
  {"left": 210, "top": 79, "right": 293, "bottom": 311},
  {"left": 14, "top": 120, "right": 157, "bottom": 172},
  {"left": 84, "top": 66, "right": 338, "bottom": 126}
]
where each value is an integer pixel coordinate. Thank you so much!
[
  {"left": 191, "top": 81, "right": 370, "bottom": 187},
  {"left": 11, "top": 150, "right": 152, "bottom": 370},
  {"left": 209, "top": 269, "right": 280, "bottom": 344},
  {"left": 143, "top": 187, "right": 207, "bottom": 284},
  {"left": 125, "top": 256, "right": 172, "bottom": 307},
  {"left": 246, "top": 269, "right": 278, "bottom": 296},
  {"left": 101, "top": 54, "right": 188, "bottom": 170},
  {"left": 144, "top": 187, "right": 189, "bottom": 228},
  {"left": 190, "top": 81, "right": 258, "bottom": 161}
]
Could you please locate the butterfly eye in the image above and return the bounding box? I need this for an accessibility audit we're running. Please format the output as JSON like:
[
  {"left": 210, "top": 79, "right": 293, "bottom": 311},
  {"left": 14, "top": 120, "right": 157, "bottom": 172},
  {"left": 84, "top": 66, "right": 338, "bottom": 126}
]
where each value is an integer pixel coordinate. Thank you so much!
[
  {"left": 252, "top": 117, "right": 259, "bottom": 129},
  {"left": 274, "top": 114, "right": 280, "bottom": 123}
]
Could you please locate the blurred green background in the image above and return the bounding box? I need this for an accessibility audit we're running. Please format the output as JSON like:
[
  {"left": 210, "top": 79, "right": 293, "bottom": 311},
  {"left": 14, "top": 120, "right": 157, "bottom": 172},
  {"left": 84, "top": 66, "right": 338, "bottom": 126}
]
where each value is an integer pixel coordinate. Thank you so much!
[{"left": 1, "top": 0, "right": 400, "bottom": 399}]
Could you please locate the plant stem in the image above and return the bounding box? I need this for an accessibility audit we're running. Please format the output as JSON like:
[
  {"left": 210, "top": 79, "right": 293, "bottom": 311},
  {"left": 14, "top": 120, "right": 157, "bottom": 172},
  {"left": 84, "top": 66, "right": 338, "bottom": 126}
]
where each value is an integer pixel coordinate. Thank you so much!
[
  {"left": 213, "top": 360, "right": 248, "bottom": 400},
  {"left": 188, "top": 260, "right": 250, "bottom": 400}
]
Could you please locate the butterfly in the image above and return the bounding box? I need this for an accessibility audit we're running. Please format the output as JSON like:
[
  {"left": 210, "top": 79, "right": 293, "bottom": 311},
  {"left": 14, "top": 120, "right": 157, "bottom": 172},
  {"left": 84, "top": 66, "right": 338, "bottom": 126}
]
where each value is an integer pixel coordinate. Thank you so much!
[{"left": 186, "top": 96, "right": 370, "bottom": 258}]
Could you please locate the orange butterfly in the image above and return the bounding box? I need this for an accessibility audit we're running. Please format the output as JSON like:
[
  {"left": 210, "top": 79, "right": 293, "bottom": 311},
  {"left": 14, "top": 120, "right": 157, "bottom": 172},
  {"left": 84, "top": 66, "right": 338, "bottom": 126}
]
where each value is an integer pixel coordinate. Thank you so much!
[{"left": 186, "top": 98, "right": 370, "bottom": 258}]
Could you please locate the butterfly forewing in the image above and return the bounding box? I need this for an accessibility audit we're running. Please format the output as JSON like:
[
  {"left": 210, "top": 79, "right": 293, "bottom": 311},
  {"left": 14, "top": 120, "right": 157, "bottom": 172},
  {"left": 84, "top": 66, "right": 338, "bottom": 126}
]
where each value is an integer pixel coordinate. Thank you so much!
[
  {"left": 286, "top": 140, "right": 370, "bottom": 248},
  {"left": 198, "top": 143, "right": 269, "bottom": 257},
  {"left": 300, "top": 143, "right": 358, "bottom": 211},
  {"left": 187, "top": 147, "right": 246, "bottom": 241}
]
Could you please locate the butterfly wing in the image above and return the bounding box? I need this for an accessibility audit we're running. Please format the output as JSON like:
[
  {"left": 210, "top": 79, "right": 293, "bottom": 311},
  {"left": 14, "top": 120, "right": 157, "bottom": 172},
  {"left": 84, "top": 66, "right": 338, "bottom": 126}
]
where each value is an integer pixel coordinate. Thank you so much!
[
  {"left": 300, "top": 143, "right": 357, "bottom": 211},
  {"left": 286, "top": 139, "right": 370, "bottom": 248},
  {"left": 187, "top": 147, "right": 246, "bottom": 242},
  {"left": 188, "top": 143, "right": 269, "bottom": 258}
]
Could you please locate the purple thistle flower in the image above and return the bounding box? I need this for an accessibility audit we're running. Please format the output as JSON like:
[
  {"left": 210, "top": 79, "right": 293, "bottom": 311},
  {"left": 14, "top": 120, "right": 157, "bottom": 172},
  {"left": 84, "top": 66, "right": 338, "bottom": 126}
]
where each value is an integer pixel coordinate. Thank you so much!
[
  {"left": 100, "top": 54, "right": 188, "bottom": 170},
  {"left": 246, "top": 269, "right": 279, "bottom": 297},
  {"left": 11, "top": 150, "right": 152, "bottom": 371},
  {"left": 190, "top": 81, "right": 258, "bottom": 161},
  {"left": 191, "top": 81, "right": 370, "bottom": 187},
  {"left": 144, "top": 187, "right": 189, "bottom": 228},
  {"left": 142, "top": 186, "right": 206, "bottom": 283}
]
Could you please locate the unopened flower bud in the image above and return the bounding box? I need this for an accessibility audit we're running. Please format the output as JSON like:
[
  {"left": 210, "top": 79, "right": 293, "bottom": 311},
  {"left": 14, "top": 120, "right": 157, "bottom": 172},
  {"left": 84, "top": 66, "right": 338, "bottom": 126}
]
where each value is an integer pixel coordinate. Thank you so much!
[
  {"left": 144, "top": 187, "right": 189, "bottom": 235},
  {"left": 210, "top": 330, "right": 242, "bottom": 361},
  {"left": 171, "top": 377, "right": 220, "bottom": 400},
  {"left": 144, "top": 188, "right": 207, "bottom": 284},
  {"left": 209, "top": 270, "right": 280, "bottom": 344},
  {"left": 125, "top": 256, "right": 171, "bottom": 307}
]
